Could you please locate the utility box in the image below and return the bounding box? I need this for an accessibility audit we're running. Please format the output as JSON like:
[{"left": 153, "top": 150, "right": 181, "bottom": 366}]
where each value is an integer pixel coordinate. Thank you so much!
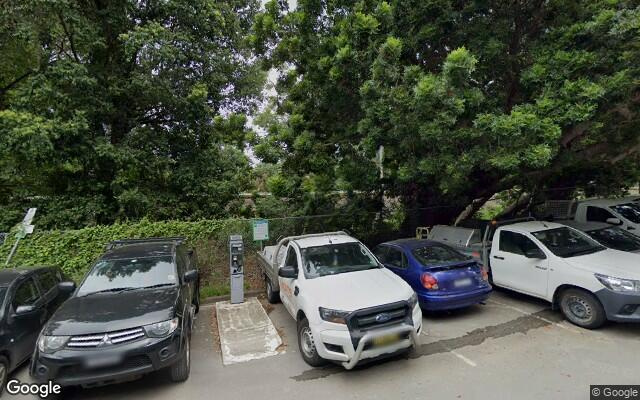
[{"left": 229, "top": 235, "right": 244, "bottom": 304}]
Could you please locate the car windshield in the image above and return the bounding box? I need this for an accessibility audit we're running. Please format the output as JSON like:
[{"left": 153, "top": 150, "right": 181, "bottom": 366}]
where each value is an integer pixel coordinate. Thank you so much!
[
  {"left": 0, "top": 287, "right": 6, "bottom": 303},
  {"left": 77, "top": 256, "right": 177, "bottom": 296},
  {"left": 412, "top": 245, "right": 469, "bottom": 266},
  {"left": 532, "top": 227, "right": 605, "bottom": 258},
  {"left": 587, "top": 227, "right": 640, "bottom": 252},
  {"left": 610, "top": 202, "right": 640, "bottom": 223},
  {"left": 301, "top": 242, "right": 380, "bottom": 278}
]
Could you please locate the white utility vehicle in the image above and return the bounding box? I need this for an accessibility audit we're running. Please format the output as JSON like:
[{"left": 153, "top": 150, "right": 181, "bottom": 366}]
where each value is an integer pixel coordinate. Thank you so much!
[
  {"left": 256, "top": 232, "right": 421, "bottom": 369},
  {"left": 540, "top": 197, "right": 640, "bottom": 237},
  {"left": 429, "top": 220, "right": 640, "bottom": 329},
  {"left": 490, "top": 221, "right": 640, "bottom": 329}
]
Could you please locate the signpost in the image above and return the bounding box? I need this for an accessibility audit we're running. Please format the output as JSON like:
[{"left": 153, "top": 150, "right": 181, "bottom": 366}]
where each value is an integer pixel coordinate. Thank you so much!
[
  {"left": 5, "top": 208, "right": 37, "bottom": 266},
  {"left": 252, "top": 219, "right": 269, "bottom": 250}
]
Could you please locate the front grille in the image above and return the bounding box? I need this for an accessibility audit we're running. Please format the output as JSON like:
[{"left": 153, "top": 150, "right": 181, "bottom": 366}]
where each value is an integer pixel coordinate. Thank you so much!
[
  {"left": 346, "top": 301, "right": 413, "bottom": 350},
  {"left": 57, "top": 355, "right": 152, "bottom": 380},
  {"left": 67, "top": 327, "right": 146, "bottom": 348},
  {"left": 353, "top": 306, "right": 407, "bottom": 329}
]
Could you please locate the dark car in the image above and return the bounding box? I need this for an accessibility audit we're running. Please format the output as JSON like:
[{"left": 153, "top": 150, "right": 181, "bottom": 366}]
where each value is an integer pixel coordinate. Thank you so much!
[
  {"left": 374, "top": 239, "right": 492, "bottom": 311},
  {"left": 30, "top": 237, "right": 200, "bottom": 389},
  {"left": 0, "top": 266, "right": 70, "bottom": 393}
]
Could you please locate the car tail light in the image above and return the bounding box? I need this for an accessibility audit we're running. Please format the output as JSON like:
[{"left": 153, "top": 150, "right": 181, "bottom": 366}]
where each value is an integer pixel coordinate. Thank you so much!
[
  {"left": 480, "top": 265, "right": 489, "bottom": 281},
  {"left": 471, "top": 251, "right": 481, "bottom": 259},
  {"left": 421, "top": 273, "right": 439, "bottom": 290}
]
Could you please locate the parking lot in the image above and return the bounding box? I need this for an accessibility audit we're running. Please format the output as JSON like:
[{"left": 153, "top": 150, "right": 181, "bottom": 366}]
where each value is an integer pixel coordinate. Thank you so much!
[{"left": 8, "top": 287, "right": 640, "bottom": 399}]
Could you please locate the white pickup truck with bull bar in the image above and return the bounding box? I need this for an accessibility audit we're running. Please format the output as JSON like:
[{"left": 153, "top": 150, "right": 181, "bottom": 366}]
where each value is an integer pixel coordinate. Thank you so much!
[{"left": 256, "top": 231, "right": 422, "bottom": 369}]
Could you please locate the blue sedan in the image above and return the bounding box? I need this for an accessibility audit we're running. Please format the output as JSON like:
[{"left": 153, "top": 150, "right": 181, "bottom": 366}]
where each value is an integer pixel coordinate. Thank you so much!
[{"left": 373, "top": 239, "right": 492, "bottom": 311}]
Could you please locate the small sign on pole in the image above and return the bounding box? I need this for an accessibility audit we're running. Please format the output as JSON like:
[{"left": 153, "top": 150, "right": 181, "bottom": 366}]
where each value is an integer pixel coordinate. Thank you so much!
[
  {"left": 252, "top": 219, "right": 269, "bottom": 241},
  {"left": 5, "top": 208, "right": 37, "bottom": 266}
]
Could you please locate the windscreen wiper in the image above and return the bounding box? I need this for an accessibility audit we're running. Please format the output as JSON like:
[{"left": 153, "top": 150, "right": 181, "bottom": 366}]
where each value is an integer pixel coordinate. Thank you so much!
[
  {"left": 81, "top": 287, "right": 138, "bottom": 296},
  {"left": 141, "top": 283, "right": 176, "bottom": 289}
]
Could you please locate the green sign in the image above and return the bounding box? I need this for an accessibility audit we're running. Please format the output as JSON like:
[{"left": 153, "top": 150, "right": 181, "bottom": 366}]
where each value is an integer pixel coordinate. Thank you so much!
[{"left": 252, "top": 219, "right": 269, "bottom": 241}]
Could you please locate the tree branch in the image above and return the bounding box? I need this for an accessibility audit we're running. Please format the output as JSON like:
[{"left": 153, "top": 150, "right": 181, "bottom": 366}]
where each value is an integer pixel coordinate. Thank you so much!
[{"left": 57, "top": 11, "right": 81, "bottom": 63}]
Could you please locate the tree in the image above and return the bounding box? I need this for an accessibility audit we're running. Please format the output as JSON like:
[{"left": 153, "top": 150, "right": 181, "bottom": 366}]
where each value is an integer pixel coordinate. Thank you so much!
[
  {"left": 253, "top": 0, "right": 640, "bottom": 224},
  {"left": 0, "top": 0, "right": 264, "bottom": 229}
]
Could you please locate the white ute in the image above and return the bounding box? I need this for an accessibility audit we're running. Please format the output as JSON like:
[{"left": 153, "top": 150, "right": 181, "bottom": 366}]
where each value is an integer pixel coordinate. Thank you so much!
[
  {"left": 257, "top": 232, "right": 421, "bottom": 369},
  {"left": 490, "top": 221, "right": 640, "bottom": 329}
]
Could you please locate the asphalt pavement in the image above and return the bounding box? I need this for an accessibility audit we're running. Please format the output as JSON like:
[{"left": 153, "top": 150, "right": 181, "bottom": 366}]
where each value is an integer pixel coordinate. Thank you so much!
[{"left": 8, "top": 288, "right": 640, "bottom": 399}]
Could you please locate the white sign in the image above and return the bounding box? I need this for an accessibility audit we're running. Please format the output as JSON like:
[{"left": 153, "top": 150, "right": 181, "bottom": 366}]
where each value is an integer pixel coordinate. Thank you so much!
[
  {"left": 252, "top": 219, "right": 269, "bottom": 241},
  {"left": 23, "top": 208, "right": 37, "bottom": 225}
]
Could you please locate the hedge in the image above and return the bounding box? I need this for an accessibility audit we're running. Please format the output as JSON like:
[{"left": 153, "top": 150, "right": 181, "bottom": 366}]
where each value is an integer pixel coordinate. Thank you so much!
[{"left": 0, "top": 218, "right": 263, "bottom": 294}]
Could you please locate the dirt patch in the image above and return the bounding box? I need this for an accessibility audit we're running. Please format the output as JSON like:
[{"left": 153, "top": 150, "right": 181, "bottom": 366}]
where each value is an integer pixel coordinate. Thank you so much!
[
  {"left": 275, "top": 326, "right": 287, "bottom": 353},
  {"left": 208, "top": 306, "right": 221, "bottom": 353},
  {"left": 258, "top": 295, "right": 275, "bottom": 315}
]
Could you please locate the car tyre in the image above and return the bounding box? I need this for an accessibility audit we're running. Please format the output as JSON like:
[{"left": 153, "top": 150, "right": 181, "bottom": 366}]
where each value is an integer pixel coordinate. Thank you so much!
[
  {"left": 170, "top": 335, "right": 191, "bottom": 382},
  {"left": 559, "top": 288, "right": 606, "bottom": 329},
  {"left": 0, "top": 356, "right": 8, "bottom": 396},
  {"left": 266, "top": 277, "right": 280, "bottom": 304},
  {"left": 297, "top": 317, "right": 327, "bottom": 367}
]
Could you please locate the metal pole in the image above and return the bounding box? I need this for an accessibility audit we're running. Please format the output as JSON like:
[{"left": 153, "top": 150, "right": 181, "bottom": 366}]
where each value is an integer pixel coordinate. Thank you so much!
[{"left": 5, "top": 237, "right": 21, "bottom": 266}]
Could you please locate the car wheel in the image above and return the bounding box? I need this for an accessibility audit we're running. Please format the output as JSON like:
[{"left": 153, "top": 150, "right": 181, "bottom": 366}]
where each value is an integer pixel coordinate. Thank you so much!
[
  {"left": 266, "top": 278, "right": 280, "bottom": 304},
  {"left": 559, "top": 288, "right": 606, "bottom": 329},
  {"left": 170, "top": 335, "right": 191, "bottom": 382},
  {"left": 297, "top": 318, "right": 326, "bottom": 367},
  {"left": 0, "top": 356, "right": 8, "bottom": 396}
]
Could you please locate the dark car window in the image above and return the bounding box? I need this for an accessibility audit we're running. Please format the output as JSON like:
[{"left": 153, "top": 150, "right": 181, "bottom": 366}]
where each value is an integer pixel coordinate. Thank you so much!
[
  {"left": 412, "top": 245, "right": 469, "bottom": 266},
  {"left": 284, "top": 246, "right": 299, "bottom": 270},
  {"left": 386, "top": 247, "right": 407, "bottom": 269},
  {"left": 77, "top": 256, "right": 178, "bottom": 296},
  {"left": 499, "top": 231, "right": 540, "bottom": 256},
  {"left": 586, "top": 206, "right": 616, "bottom": 223},
  {"left": 0, "top": 287, "right": 7, "bottom": 304},
  {"left": 38, "top": 270, "right": 60, "bottom": 293},
  {"left": 587, "top": 227, "right": 640, "bottom": 252},
  {"left": 176, "top": 247, "right": 187, "bottom": 276},
  {"left": 301, "top": 242, "right": 379, "bottom": 278},
  {"left": 373, "top": 246, "right": 388, "bottom": 264},
  {"left": 532, "top": 227, "right": 605, "bottom": 258},
  {"left": 13, "top": 278, "right": 40, "bottom": 308},
  {"left": 611, "top": 203, "right": 640, "bottom": 224}
]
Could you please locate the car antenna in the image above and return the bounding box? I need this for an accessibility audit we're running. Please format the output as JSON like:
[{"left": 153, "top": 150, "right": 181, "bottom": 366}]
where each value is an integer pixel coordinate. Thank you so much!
[{"left": 541, "top": 221, "right": 548, "bottom": 228}]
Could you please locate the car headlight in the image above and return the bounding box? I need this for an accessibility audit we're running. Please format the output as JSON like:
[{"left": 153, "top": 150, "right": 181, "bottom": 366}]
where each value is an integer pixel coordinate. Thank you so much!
[
  {"left": 144, "top": 317, "right": 180, "bottom": 337},
  {"left": 38, "top": 335, "right": 69, "bottom": 353},
  {"left": 408, "top": 293, "right": 418, "bottom": 309},
  {"left": 319, "top": 307, "right": 350, "bottom": 324},
  {"left": 595, "top": 274, "right": 640, "bottom": 293}
]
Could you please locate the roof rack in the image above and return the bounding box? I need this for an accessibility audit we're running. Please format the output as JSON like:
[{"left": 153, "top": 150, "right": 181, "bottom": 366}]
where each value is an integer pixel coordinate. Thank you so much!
[{"left": 105, "top": 237, "right": 186, "bottom": 250}]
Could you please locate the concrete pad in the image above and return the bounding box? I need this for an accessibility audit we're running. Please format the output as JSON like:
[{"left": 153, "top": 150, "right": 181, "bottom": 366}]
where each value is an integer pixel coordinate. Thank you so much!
[{"left": 215, "top": 297, "right": 282, "bottom": 365}]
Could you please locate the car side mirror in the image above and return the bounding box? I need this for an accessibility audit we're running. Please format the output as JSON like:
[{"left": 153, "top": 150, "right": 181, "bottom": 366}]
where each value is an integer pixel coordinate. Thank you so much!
[
  {"left": 14, "top": 304, "right": 37, "bottom": 317},
  {"left": 184, "top": 269, "right": 198, "bottom": 283},
  {"left": 606, "top": 218, "right": 622, "bottom": 226},
  {"left": 58, "top": 281, "right": 76, "bottom": 294},
  {"left": 524, "top": 248, "right": 546, "bottom": 259},
  {"left": 278, "top": 265, "right": 298, "bottom": 279}
]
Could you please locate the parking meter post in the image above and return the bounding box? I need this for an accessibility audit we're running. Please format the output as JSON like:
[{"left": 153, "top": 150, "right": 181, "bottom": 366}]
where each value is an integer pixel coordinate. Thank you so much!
[{"left": 229, "top": 235, "right": 244, "bottom": 304}]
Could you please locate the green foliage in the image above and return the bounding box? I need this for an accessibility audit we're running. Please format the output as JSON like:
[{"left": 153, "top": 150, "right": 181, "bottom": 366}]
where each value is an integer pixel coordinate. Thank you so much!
[
  {"left": 0, "top": 0, "right": 264, "bottom": 231},
  {"left": 0, "top": 219, "right": 235, "bottom": 281},
  {"left": 252, "top": 0, "right": 640, "bottom": 223}
]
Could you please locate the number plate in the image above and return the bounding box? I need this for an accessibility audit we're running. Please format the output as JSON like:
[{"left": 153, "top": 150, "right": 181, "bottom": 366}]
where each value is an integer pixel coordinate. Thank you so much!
[
  {"left": 84, "top": 354, "right": 123, "bottom": 369},
  {"left": 372, "top": 334, "right": 400, "bottom": 348},
  {"left": 454, "top": 278, "right": 473, "bottom": 288}
]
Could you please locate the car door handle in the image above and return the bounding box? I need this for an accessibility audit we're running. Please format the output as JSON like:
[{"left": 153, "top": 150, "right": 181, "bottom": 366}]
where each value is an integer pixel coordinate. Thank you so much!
[
  {"left": 535, "top": 265, "right": 548, "bottom": 270},
  {"left": 294, "top": 286, "right": 299, "bottom": 296},
  {"left": 493, "top": 256, "right": 505, "bottom": 260}
]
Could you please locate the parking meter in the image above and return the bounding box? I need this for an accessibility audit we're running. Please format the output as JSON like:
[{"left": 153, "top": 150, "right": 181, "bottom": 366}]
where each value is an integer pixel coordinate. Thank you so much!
[{"left": 229, "top": 235, "right": 244, "bottom": 304}]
